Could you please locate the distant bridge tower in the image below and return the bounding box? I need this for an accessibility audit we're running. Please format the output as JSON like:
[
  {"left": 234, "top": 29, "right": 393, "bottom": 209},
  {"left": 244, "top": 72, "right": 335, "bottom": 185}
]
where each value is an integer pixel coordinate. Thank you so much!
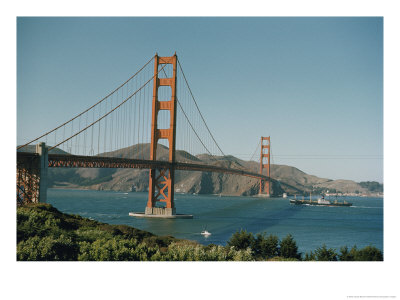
[
  {"left": 259, "top": 136, "right": 271, "bottom": 196},
  {"left": 146, "top": 53, "right": 178, "bottom": 216}
]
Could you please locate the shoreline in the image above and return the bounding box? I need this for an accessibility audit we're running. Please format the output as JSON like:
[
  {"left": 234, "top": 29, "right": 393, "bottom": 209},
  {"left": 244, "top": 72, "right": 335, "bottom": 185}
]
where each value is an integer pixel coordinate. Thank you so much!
[{"left": 49, "top": 186, "right": 383, "bottom": 198}]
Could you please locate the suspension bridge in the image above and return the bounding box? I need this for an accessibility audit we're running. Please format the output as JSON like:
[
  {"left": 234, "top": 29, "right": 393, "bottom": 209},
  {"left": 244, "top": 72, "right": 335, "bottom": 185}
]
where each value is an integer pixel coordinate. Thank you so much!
[{"left": 17, "top": 53, "right": 272, "bottom": 218}]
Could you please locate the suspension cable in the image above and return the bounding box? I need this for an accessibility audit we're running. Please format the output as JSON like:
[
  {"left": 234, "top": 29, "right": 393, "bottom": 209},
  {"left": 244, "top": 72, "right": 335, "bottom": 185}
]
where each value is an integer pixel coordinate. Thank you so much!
[
  {"left": 176, "top": 100, "right": 213, "bottom": 156},
  {"left": 249, "top": 139, "right": 261, "bottom": 162},
  {"left": 159, "top": 66, "right": 214, "bottom": 157},
  {"left": 49, "top": 63, "right": 168, "bottom": 151},
  {"left": 18, "top": 55, "right": 155, "bottom": 150},
  {"left": 177, "top": 58, "right": 225, "bottom": 156}
]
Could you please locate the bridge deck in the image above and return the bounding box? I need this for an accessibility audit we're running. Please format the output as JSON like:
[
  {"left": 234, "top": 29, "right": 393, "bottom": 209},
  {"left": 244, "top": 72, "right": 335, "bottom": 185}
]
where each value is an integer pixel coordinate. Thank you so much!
[{"left": 17, "top": 152, "right": 270, "bottom": 181}]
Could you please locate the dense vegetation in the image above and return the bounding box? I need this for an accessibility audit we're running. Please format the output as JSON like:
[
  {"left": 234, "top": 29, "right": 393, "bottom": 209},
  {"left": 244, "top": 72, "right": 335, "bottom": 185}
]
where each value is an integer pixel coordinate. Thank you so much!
[
  {"left": 17, "top": 204, "right": 253, "bottom": 261},
  {"left": 359, "top": 181, "right": 383, "bottom": 193},
  {"left": 17, "top": 204, "right": 383, "bottom": 261},
  {"left": 226, "top": 229, "right": 382, "bottom": 261}
]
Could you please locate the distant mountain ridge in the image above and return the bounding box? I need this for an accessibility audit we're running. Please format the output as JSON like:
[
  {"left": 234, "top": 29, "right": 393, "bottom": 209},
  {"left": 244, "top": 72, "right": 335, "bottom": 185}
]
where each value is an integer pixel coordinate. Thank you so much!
[{"left": 18, "top": 143, "right": 383, "bottom": 196}]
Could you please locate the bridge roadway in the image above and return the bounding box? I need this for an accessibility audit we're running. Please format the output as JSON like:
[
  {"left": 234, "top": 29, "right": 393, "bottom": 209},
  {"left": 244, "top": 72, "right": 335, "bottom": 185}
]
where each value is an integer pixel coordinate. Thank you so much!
[{"left": 17, "top": 152, "right": 270, "bottom": 181}]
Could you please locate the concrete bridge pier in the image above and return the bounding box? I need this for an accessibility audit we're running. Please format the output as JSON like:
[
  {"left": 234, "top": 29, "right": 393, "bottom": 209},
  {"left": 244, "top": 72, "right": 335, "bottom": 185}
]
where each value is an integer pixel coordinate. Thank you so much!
[
  {"left": 145, "top": 207, "right": 176, "bottom": 216},
  {"left": 256, "top": 193, "right": 271, "bottom": 198},
  {"left": 16, "top": 142, "right": 48, "bottom": 204}
]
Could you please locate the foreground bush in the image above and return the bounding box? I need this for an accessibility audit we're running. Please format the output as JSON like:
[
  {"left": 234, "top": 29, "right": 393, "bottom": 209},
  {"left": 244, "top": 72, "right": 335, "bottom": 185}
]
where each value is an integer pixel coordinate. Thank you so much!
[
  {"left": 16, "top": 204, "right": 255, "bottom": 261},
  {"left": 304, "top": 244, "right": 383, "bottom": 261},
  {"left": 227, "top": 229, "right": 254, "bottom": 251},
  {"left": 17, "top": 204, "right": 383, "bottom": 261},
  {"left": 158, "top": 242, "right": 253, "bottom": 261},
  {"left": 279, "top": 234, "right": 301, "bottom": 260},
  {"left": 338, "top": 245, "right": 383, "bottom": 261},
  {"left": 252, "top": 233, "right": 279, "bottom": 259},
  {"left": 17, "top": 234, "right": 79, "bottom": 261},
  {"left": 304, "top": 244, "right": 338, "bottom": 261},
  {"left": 226, "top": 231, "right": 302, "bottom": 260}
]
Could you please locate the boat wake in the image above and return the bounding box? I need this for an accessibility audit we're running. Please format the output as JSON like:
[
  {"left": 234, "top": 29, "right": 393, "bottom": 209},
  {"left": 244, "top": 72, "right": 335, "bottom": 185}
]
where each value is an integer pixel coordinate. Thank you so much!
[{"left": 351, "top": 206, "right": 382, "bottom": 209}]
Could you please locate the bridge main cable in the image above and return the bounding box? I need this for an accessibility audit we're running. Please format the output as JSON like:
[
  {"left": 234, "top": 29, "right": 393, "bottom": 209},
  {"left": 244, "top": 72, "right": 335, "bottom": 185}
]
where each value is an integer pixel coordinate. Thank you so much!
[
  {"left": 249, "top": 139, "right": 261, "bottom": 162},
  {"left": 177, "top": 59, "right": 225, "bottom": 157},
  {"left": 48, "top": 63, "right": 168, "bottom": 151},
  {"left": 17, "top": 55, "right": 155, "bottom": 150},
  {"left": 159, "top": 65, "right": 215, "bottom": 158}
]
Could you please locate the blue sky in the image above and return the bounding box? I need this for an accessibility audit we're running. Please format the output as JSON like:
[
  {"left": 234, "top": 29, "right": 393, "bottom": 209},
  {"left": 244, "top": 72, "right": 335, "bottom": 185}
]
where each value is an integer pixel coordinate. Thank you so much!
[{"left": 17, "top": 17, "right": 383, "bottom": 182}]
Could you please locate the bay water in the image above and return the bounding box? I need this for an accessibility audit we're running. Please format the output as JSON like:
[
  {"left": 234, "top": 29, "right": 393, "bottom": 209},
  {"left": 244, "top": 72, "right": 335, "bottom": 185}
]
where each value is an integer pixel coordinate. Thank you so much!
[{"left": 47, "top": 188, "right": 383, "bottom": 255}]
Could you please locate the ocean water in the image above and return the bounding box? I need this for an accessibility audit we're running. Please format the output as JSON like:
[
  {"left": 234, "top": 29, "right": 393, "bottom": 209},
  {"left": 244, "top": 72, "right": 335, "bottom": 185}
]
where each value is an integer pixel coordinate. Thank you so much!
[{"left": 47, "top": 189, "right": 383, "bottom": 255}]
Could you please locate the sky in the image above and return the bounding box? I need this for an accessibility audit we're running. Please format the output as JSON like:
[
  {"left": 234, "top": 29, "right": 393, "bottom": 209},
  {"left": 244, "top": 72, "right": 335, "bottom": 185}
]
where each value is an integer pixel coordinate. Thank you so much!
[{"left": 17, "top": 17, "right": 383, "bottom": 183}]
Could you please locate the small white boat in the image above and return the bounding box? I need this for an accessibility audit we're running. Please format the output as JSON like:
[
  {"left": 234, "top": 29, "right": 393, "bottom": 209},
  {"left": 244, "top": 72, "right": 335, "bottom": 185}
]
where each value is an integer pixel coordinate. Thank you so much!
[
  {"left": 201, "top": 230, "right": 211, "bottom": 236},
  {"left": 317, "top": 197, "right": 331, "bottom": 205}
]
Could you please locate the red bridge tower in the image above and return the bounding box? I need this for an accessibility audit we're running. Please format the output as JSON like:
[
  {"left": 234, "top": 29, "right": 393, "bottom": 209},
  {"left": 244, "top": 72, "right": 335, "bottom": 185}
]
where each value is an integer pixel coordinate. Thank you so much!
[
  {"left": 146, "top": 54, "right": 178, "bottom": 216},
  {"left": 259, "top": 136, "right": 271, "bottom": 196}
]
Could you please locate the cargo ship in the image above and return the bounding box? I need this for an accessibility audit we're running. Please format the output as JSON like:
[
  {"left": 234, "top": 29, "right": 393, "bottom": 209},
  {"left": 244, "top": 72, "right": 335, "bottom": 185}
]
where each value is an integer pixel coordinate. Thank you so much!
[{"left": 289, "top": 194, "right": 352, "bottom": 207}]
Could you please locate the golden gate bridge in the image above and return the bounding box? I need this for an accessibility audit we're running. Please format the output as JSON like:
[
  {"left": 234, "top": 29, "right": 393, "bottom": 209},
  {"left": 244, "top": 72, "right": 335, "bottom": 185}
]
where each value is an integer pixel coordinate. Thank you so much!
[{"left": 17, "top": 53, "right": 271, "bottom": 218}]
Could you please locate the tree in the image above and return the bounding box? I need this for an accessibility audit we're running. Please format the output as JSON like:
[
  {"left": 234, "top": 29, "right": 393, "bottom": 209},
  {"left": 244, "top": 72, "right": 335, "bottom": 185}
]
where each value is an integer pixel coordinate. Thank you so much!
[
  {"left": 359, "top": 181, "right": 383, "bottom": 192},
  {"left": 314, "top": 244, "right": 337, "bottom": 261},
  {"left": 354, "top": 246, "right": 383, "bottom": 261},
  {"left": 227, "top": 229, "right": 255, "bottom": 251},
  {"left": 304, "top": 251, "right": 316, "bottom": 261},
  {"left": 339, "top": 245, "right": 383, "bottom": 261},
  {"left": 252, "top": 233, "right": 279, "bottom": 259},
  {"left": 279, "top": 234, "right": 301, "bottom": 259},
  {"left": 339, "top": 246, "right": 357, "bottom": 261}
]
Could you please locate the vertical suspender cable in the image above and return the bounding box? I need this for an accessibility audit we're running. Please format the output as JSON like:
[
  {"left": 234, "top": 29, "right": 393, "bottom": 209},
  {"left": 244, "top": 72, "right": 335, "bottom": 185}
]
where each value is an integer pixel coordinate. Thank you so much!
[
  {"left": 17, "top": 55, "right": 155, "bottom": 151},
  {"left": 104, "top": 100, "right": 107, "bottom": 155},
  {"left": 142, "top": 69, "right": 146, "bottom": 159},
  {"left": 71, "top": 119, "right": 74, "bottom": 153},
  {"left": 97, "top": 103, "right": 101, "bottom": 155},
  {"left": 138, "top": 72, "right": 141, "bottom": 158}
]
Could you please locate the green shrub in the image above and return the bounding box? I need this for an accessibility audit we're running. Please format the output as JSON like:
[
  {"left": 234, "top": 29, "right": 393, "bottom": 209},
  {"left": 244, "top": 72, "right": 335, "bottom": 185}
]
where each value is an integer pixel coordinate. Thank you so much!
[
  {"left": 279, "top": 234, "right": 301, "bottom": 260},
  {"left": 17, "top": 234, "right": 79, "bottom": 261},
  {"left": 77, "top": 238, "right": 158, "bottom": 261},
  {"left": 227, "top": 229, "right": 254, "bottom": 251},
  {"left": 162, "top": 242, "right": 203, "bottom": 261},
  {"left": 155, "top": 242, "right": 253, "bottom": 261},
  {"left": 304, "top": 251, "right": 316, "bottom": 261},
  {"left": 339, "top": 245, "right": 383, "bottom": 261},
  {"left": 252, "top": 233, "right": 279, "bottom": 259},
  {"left": 339, "top": 246, "right": 356, "bottom": 261},
  {"left": 17, "top": 208, "right": 69, "bottom": 243},
  {"left": 203, "top": 245, "right": 230, "bottom": 261},
  {"left": 229, "top": 247, "right": 253, "bottom": 261},
  {"left": 75, "top": 228, "right": 114, "bottom": 242},
  {"left": 312, "top": 244, "right": 338, "bottom": 261},
  {"left": 355, "top": 245, "right": 383, "bottom": 261}
]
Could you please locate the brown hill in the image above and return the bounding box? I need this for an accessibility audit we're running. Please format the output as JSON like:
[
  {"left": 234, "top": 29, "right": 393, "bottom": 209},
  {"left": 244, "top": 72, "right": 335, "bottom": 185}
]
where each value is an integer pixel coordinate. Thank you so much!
[{"left": 43, "top": 143, "right": 377, "bottom": 196}]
